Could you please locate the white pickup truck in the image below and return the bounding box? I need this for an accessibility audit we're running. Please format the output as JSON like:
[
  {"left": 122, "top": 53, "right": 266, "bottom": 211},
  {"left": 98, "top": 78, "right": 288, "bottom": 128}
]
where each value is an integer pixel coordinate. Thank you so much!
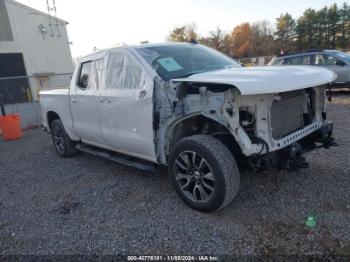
[{"left": 40, "top": 43, "right": 337, "bottom": 212}]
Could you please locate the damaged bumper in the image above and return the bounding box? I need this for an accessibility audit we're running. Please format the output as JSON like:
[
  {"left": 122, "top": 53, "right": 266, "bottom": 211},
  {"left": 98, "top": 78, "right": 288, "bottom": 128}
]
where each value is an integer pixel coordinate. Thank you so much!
[{"left": 248, "top": 122, "right": 336, "bottom": 171}]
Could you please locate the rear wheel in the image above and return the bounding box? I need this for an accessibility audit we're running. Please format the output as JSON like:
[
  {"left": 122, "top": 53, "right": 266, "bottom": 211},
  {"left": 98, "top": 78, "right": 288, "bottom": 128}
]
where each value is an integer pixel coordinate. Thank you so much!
[
  {"left": 50, "top": 119, "right": 78, "bottom": 158},
  {"left": 169, "top": 134, "right": 240, "bottom": 212}
]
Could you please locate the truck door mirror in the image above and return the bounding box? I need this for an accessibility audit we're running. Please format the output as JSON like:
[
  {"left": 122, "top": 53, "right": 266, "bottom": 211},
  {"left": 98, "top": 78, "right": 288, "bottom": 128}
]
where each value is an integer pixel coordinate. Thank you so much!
[
  {"left": 77, "top": 61, "right": 93, "bottom": 89},
  {"left": 80, "top": 74, "right": 89, "bottom": 89}
]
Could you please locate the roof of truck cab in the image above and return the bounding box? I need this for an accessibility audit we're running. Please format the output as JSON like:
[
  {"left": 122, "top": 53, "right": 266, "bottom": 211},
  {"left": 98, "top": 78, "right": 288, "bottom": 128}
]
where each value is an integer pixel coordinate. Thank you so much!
[
  {"left": 79, "top": 42, "right": 195, "bottom": 63},
  {"left": 79, "top": 48, "right": 119, "bottom": 62},
  {"left": 132, "top": 42, "right": 194, "bottom": 49}
]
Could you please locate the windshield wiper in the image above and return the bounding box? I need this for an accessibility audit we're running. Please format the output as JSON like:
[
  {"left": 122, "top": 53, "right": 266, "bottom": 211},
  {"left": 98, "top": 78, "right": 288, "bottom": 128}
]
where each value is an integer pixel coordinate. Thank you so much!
[
  {"left": 180, "top": 67, "right": 226, "bottom": 78},
  {"left": 180, "top": 70, "right": 210, "bottom": 78}
]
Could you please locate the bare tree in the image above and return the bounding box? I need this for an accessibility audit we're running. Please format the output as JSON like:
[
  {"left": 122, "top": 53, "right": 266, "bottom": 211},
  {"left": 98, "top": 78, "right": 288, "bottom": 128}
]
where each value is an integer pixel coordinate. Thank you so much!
[
  {"left": 251, "top": 21, "right": 278, "bottom": 56},
  {"left": 208, "top": 26, "right": 225, "bottom": 50}
]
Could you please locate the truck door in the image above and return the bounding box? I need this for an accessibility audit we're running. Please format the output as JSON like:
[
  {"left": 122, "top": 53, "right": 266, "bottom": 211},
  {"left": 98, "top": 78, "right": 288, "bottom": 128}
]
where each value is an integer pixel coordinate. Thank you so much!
[
  {"left": 99, "top": 51, "right": 156, "bottom": 162},
  {"left": 70, "top": 60, "right": 105, "bottom": 145}
]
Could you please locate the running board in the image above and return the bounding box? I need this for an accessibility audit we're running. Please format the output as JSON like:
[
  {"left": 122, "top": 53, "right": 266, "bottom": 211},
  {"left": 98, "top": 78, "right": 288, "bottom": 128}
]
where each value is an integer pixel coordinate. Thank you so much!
[{"left": 76, "top": 144, "right": 157, "bottom": 173}]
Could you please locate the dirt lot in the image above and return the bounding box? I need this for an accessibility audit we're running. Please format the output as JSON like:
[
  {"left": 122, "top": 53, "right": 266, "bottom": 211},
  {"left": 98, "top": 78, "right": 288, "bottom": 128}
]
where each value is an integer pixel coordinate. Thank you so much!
[{"left": 0, "top": 94, "right": 349, "bottom": 257}]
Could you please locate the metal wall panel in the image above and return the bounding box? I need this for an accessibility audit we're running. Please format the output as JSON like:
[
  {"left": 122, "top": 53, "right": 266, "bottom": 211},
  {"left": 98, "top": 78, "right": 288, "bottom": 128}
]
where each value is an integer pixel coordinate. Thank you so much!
[
  {"left": 4, "top": 0, "right": 74, "bottom": 75},
  {"left": 0, "top": 0, "right": 14, "bottom": 41},
  {"left": 0, "top": 0, "right": 74, "bottom": 100}
]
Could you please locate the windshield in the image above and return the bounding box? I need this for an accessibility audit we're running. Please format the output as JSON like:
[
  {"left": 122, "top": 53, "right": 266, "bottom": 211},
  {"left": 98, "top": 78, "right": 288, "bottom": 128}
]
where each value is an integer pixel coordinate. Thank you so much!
[
  {"left": 328, "top": 50, "right": 350, "bottom": 64},
  {"left": 136, "top": 44, "right": 241, "bottom": 81}
]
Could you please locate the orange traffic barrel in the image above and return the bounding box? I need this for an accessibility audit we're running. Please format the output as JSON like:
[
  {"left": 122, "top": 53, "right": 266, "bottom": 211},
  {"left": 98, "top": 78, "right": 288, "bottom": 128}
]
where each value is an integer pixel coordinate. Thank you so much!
[{"left": 1, "top": 114, "right": 23, "bottom": 141}]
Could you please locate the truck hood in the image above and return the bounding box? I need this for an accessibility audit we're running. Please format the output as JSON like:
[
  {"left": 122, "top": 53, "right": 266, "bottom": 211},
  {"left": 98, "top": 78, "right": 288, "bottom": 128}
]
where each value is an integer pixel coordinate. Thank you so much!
[{"left": 172, "top": 66, "right": 336, "bottom": 95}]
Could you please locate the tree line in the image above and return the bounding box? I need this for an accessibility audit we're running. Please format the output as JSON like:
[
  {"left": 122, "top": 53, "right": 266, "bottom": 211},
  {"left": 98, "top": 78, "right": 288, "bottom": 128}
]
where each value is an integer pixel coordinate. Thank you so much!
[{"left": 167, "top": 2, "right": 350, "bottom": 58}]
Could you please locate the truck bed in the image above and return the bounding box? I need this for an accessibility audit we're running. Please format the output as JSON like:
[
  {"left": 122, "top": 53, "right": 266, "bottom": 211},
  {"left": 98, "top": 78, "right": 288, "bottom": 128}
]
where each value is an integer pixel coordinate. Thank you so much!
[{"left": 40, "top": 89, "right": 73, "bottom": 135}]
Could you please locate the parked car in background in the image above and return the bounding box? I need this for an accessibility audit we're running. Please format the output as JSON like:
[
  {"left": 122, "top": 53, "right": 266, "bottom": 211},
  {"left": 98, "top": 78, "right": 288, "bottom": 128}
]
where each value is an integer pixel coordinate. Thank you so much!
[
  {"left": 40, "top": 43, "right": 336, "bottom": 212},
  {"left": 269, "top": 50, "right": 350, "bottom": 87}
]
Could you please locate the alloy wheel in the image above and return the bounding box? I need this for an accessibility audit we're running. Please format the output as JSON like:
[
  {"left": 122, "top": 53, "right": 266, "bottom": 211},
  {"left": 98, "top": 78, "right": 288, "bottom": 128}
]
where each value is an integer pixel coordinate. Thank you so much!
[
  {"left": 174, "top": 151, "right": 215, "bottom": 202},
  {"left": 52, "top": 124, "right": 65, "bottom": 154}
]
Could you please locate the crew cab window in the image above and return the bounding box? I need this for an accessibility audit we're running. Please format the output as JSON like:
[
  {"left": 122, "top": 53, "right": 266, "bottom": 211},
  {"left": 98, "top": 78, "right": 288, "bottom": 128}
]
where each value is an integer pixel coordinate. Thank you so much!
[
  {"left": 78, "top": 61, "right": 93, "bottom": 89},
  {"left": 105, "top": 52, "right": 143, "bottom": 89}
]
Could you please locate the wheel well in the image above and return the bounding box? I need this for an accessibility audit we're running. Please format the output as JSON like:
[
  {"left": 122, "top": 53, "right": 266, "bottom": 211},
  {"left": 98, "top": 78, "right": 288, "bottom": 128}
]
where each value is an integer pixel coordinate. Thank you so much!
[
  {"left": 47, "top": 111, "right": 60, "bottom": 128},
  {"left": 169, "top": 115, "right": 242, "bottom": 158}
]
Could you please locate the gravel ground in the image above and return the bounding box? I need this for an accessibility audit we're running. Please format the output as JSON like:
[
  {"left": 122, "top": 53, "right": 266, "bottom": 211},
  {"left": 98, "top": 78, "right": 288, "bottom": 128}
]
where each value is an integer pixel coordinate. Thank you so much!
[{"left": 0, "top": 94, "right": 349, "bottom": 257}]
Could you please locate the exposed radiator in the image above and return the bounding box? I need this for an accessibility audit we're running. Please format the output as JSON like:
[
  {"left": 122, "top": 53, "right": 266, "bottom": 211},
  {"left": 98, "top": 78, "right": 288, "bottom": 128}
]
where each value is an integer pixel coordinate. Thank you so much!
[{"left": 271, "top": 90, "right": 306, "bottom": 139}]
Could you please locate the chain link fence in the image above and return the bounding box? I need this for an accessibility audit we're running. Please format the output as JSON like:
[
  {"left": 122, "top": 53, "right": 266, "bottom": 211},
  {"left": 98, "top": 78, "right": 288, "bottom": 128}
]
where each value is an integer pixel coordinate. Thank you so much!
[
  {"left": 0, "top": 75, "right": 31, "bottom": 104},
  {"left": 0, "top": 73, "right": 72, "bottom": 128},
  {"left": 0, "top": 73, "right": 72, "bottom": 105}
]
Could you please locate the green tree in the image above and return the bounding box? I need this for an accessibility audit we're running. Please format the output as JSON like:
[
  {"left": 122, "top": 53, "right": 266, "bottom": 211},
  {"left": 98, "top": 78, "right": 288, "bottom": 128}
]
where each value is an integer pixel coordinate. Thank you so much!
[
  {"left": 168, "top": 23, "right": 198, "bottom": 42},
  {"left": 295, "top": 16, "right": 307, "bottom": 51},
  {"left": 302, "top": 8, "right": 318, "bottom": 49},
  {"left": 328, "top": 4, "right": 340, "bottom": 49},
  {"left": 168, "top": 1, "right": 350, "bottom": 58},
  {"left": 275, "top": 13, "right": 296, "bottom": 52},
  {"left": 316, "top": 7, "right": 329, "bottom": 49},
  {"left": 338, "top": 3, "right": 350, "bottom": 48},
  {"left": 168, "top": 26, "right": 186, "bottom": 42}
]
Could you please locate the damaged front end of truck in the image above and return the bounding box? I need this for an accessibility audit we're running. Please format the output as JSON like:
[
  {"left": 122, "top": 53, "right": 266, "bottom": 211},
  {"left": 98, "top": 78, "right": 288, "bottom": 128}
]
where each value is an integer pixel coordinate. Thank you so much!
[{"left": 152, "top": 66, "right": 337, "bottom": 172}]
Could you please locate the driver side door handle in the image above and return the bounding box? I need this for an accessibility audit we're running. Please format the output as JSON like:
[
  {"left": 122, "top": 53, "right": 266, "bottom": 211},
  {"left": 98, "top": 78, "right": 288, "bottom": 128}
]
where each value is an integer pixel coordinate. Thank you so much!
[
  {"left": 139, "top": 90, "right": 147, "bottom": 99},
  {"left": 100, "top": 97, "right": 112, "bottom": 103}
]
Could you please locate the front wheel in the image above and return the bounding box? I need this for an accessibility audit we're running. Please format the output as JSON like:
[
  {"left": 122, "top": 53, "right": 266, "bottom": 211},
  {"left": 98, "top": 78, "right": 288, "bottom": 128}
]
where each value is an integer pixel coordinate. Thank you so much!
[{"left": 169, "top": 134, "right": 240, "bottom": 212}]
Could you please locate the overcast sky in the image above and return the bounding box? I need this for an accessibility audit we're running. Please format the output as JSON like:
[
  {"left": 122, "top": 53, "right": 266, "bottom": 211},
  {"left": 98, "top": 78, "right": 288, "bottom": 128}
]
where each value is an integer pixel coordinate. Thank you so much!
[{"left": 16, "top": 0, "right": 349, "bottom": 57}]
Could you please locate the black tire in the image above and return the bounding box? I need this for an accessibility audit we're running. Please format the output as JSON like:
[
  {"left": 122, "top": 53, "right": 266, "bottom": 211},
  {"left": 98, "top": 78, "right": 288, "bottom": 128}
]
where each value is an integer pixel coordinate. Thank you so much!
[
  {"left": 169, "top": 134, "right": 240, "bottom": 212},
  {"left": 50, "top": 119, "right": 78, "bottom": 158}
]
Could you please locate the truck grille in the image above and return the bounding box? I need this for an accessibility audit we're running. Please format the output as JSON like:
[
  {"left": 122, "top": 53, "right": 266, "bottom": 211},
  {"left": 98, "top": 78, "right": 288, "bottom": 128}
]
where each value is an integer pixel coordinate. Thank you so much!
[{"left": 271, "top": 90, "right": 306, "bottom": 139}]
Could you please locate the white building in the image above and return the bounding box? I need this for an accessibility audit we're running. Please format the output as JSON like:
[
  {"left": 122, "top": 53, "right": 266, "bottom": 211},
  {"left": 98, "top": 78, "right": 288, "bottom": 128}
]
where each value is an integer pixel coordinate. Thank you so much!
[{"left": 0, "top": 0, "right": 73, "bottom": 103}]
